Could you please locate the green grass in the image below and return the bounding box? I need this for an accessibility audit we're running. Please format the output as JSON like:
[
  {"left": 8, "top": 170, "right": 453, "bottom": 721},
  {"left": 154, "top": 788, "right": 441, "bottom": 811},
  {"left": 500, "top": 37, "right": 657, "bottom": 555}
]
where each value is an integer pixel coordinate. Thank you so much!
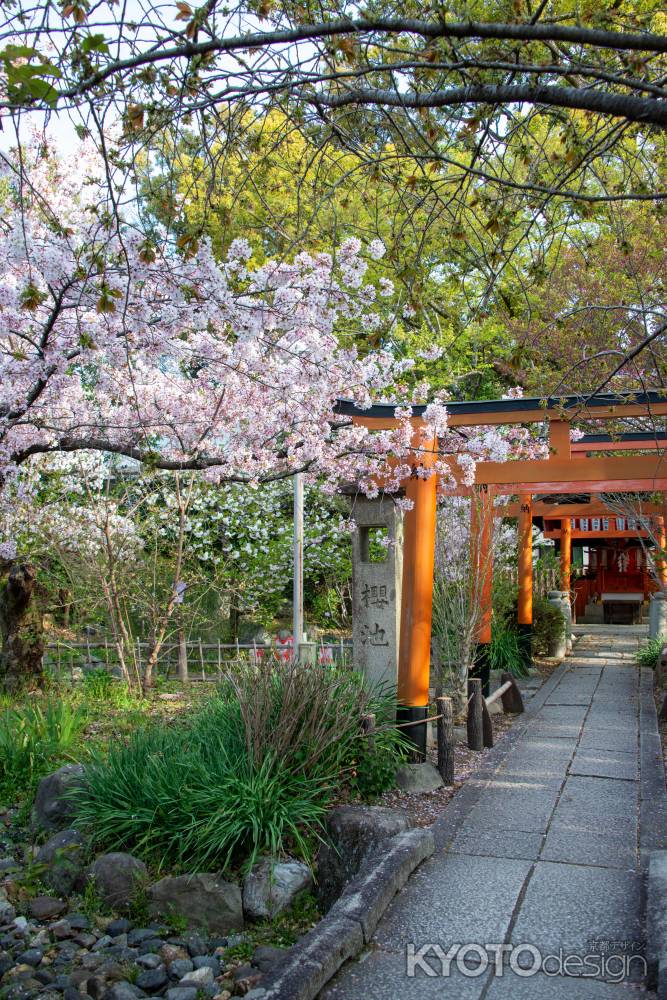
[
  {"left": 0, "top": 698, "right": 87, "bottom": 804},
  {"left": 636, "top": 635, "right": 667, "bottom": 670},
  {"left": 488, "top": 628, "right": 529, "bottom": 678},
  {"left": 72, "top": 664, "right": 407, "bottom": 875}
]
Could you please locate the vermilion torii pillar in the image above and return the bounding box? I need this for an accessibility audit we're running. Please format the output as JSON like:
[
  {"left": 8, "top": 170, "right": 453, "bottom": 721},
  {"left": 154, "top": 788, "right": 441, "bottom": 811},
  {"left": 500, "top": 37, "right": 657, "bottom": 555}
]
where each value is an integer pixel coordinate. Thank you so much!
[
  {"left": 517, "top": 493, "right": 533, "bottom": 666},
  {"left": 396, "top": 437, "right": 438, "bottom": 758},
  {"left": 470, "top": 486, "right": 494, "bottom": 696},
  {"left": 560, "top": 516, "right": 572, "bottom": 593}
]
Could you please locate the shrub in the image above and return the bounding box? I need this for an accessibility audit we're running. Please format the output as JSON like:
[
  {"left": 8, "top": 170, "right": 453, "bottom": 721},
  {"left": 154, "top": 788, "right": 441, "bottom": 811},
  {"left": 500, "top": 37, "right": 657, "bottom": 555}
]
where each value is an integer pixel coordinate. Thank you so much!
[
  {"left": 488, "top": 628, "right": 528, "bottom": 678},
  {"left": 0, "top": 699, "right": 87, "bottom": 803},
  {"left": 73, "top": 661, "right": 406, "bottom": 873},
  {"left": 637, "top": 635, "right": 667, "bottom": 670},
  {"left": 532, "top": 597, "right": 566, "bottom": 656}
]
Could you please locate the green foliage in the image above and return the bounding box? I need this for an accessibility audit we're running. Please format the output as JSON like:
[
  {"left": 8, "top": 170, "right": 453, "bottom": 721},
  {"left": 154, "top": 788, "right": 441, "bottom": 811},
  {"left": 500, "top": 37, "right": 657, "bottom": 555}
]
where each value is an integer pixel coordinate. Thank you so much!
[
  {"left": 532, "top": 597, "right": 566, "bottom": 657},
  {"left": 82, "top": 669, "right": 140, "bottom": 709},
  {"left": 0, "top": 699, "right": 87, "bottom": 803},
  {"left": 488, "top": 629, "right": 528, "bottom": 679},
  {"left": 636, "top": 635, "right": 667, "bottom": 670},
  {"left": 72, "top": 664, "right": 406, "bottom": 873}
]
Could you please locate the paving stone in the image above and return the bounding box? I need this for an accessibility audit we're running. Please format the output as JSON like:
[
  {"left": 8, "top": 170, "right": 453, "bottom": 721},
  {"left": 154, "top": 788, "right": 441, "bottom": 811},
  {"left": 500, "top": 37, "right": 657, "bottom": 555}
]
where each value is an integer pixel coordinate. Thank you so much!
[
  {"left": 373, "top": 853, "right": 532, "bottom": 949},
  {"left": 485, "top": 970, "right": 642, "bottom": 998},
  {"left": 450, "top": 829, "right": 543, "bottom": 862},
  {"left": 550, "top": 775, "right": 637, "bottom": 836},
  {"left": 509, "top": 862, "right": 643, "bottom": 976},
  {"left": 540, "top": 829, "right": 638, "bottom": 870},
  {"left": 458, "top": 780, "right": 562, "bottom": 835},
  {"left": 320, "top": 948, "right": 488, "bottom": 999},
  {"left": 570, "top": 749, "right": 639, "bottom": 782}
]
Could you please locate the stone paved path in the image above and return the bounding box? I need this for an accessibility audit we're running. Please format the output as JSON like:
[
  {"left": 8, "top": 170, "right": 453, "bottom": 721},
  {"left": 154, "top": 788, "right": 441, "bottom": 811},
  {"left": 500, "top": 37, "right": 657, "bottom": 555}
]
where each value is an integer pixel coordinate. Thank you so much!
[{"left": 321, "top": 629, "right": 667, "bottom": 999}]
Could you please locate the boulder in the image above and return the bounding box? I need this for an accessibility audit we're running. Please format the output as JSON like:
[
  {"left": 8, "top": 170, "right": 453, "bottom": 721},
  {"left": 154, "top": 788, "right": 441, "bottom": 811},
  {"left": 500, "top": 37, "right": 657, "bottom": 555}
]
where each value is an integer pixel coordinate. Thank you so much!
[
  {"left": 395, "top": 761, "right": 444, "bottom": 794},
  {"left": 147, "top": 873, "right": 243, "bottom": 935},
  {"left": 28, "top": 896, "right": 67, "bottom": 920},
  {"left": 316, "top": 805, "right": 412, "bottom": 912},
  {"left": 36, "top": 828, "right": 86, "bottom": 895},
  {"left": 242, "top": 858, "right": 313, "bottom": 921},
  {"left": 85, "top": 853, "right": 148, "bottom": 911},
  {"left": 32, "top": 765, "right": 85, "bottom": 832}
]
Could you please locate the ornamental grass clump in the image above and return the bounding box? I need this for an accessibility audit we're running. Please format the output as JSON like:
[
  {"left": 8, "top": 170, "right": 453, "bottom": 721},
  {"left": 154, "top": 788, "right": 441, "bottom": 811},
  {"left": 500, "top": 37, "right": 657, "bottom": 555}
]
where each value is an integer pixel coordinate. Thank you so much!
[
  {"left": 0, "top": 699, "right": 87, "bottom": 803},
  {"left": 73, "top": 660, "right": 406, "bottom": 874}
]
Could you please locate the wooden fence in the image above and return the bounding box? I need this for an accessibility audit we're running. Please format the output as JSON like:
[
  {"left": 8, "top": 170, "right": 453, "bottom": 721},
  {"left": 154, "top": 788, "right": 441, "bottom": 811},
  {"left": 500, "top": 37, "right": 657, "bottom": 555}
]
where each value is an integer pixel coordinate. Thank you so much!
[{"left": 44, "top": 636, "right": 354, "bottom": 681}]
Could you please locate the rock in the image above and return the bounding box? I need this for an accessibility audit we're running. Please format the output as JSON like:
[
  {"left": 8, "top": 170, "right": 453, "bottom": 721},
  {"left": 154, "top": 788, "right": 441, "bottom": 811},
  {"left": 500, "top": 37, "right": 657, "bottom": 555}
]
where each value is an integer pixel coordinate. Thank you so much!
[
  {"left": 74, "top": 932, "right": 97, "bottom": 949},
  {"left": 0, "top": 901, "right": 15, "bottom": 924},
  {"left": 0, "top": 858, "right": 21, "bottom": 874},
  {"left": 184, "top": 934, "right": 207, "bottom": 958},
  {"left": 250, "top": 946, "right": 286, "bottom": 974},
  {"left": 36, "top": 829, "right": 86, "bottom": 896},
  {"left": 32, "top": 766, "right": 85, "bottom": 832},
  {"left": 126, "top": 929, "right": 156, "bottom": 948},
  {"left": 92, "top": 935, "right": 113, "bottom": 951},
  {"left": 107, "top": 919, "right": 131, "bottom": 937},
  {"left": 147, "top": 875, "right": 243, "bottom": 936},
  {"left": 242, "top": 858, "right": 312, "bottom": 922},
  {"left": 138, "top": 953, "right": 163, "bottom": 971},
  {"left": 102, "top": 983, "right": 141, "bottom": 1000},
  {"left": 85, "top": 854, "right": 147, "bottom": 911},
  {"left": 168, "top": 959, "right": 193, "bottom": 980},
  {"left": 51, "top": 919, "right": 73, "bottom": 940},
  {"left": 17, "top": 948, "right": 43, "bottom": 967},
  {"left": 192, "top": 957, "right": 220, "bottom": 975},
  {"left": 180, "top": 966, "right": 214, "bottom": 987},
  {"left": 159, "top": 944, "right": 188, "bottom": 966},
  {"left": 395, "top": 761, "right": 444, "bottom": 794},
  {"left": 68, "top": 914, "right": 91, "bottom": 931},
  {"left": 86, "top": 976, "right": 108, "bottom": 999},
  {"left": 165, "top": 990, "right": 197, "bottom": 1000},
  {"left": 28, "top": 897, "right": 67, "bottom": 921},
  {"left": 135, "top": 966, "right": 168, "bottom": 992},
  {"left": 316, "top": 805, "right": 412, "bottom": 912}
]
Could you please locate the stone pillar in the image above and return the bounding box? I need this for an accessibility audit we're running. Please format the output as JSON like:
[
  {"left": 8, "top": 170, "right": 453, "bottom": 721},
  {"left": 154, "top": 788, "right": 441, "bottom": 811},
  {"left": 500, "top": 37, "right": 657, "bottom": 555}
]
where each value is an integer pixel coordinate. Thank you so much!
[
  {"left": 649, "top": 592, "right": 667, "bottom": 638},
  {"left": 548, "top": 590, "right": 571, "bottom": 658},
  {"left": 351, "top": 497, "right": 403, "bottom": 691}
]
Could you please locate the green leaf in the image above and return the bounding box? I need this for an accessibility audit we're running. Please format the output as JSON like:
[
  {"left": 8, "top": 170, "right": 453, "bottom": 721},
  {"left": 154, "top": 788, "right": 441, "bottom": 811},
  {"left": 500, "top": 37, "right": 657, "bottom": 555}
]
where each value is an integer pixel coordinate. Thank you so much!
[{"left": 81, "top": 33, "right": 109, "bottom": 54}]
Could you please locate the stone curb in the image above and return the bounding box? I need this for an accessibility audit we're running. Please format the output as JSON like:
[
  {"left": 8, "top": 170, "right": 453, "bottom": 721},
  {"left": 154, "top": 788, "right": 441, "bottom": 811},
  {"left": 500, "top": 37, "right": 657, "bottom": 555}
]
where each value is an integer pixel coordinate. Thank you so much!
[
  {"left": 647, "top": 851, "right": 667, "bottom": 991},
  {"left": 248, "top": 828, "right": 435, "bottom": 1000},
  {"left": 639, "top": 668, "right": 667, "bottom": 866}
]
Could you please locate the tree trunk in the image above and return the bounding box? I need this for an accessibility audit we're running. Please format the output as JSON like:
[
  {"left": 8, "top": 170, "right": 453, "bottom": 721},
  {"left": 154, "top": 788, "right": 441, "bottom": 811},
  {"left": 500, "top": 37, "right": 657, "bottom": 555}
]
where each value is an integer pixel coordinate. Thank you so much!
[
  {"left": 178, "top": 626, "right": 189, "bottom": 684},
  {"left": 0, "top": 563, "right": 45, "bottom": 691}
]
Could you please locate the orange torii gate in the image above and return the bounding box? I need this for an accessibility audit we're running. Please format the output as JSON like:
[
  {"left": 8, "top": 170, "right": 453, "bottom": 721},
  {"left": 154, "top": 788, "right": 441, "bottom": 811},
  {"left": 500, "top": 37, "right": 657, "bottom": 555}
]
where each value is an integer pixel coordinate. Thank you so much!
[{"left": 337, "top": 391, "right": 667, "bottom": 754}]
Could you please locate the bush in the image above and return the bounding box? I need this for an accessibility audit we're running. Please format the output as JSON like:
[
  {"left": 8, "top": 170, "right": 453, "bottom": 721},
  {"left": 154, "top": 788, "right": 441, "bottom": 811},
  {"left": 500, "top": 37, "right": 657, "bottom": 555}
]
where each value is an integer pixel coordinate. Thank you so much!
[
  {"left": 73, "top": 662, "right": 407, "bottom": 873},
  {"left": 532, "top": 597, "right": 566, "bottom": 656},
  {"left": 0, "top": 699, "right": 87, "bottom": 803},
  {"left": 637, "top": 635, "right": 667, "bottom": 670},
  {"left": 488, "top": 628, "right": 528, "bottom": 678}
]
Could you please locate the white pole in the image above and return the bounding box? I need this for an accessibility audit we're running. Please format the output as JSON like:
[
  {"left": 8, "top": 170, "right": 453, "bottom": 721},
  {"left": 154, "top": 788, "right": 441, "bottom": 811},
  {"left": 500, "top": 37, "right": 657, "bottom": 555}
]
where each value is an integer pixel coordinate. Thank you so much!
[{"left": 293, "top": 473, "right": 304, "bottom": 649}]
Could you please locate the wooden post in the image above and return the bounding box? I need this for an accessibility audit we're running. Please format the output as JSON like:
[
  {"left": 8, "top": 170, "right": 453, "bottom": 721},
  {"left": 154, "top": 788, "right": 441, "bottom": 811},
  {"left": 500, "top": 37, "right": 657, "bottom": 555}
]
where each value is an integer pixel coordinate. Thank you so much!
[
  {"left": 467, "top": 677, "right": 484, "bottom": 751},
  {"left": 517, "top": 492, "right": 533, "bottom": 667},
  {"left": 361, "top": 712, "right": 376, "bottom": 749},
  {"left": 397, "top": 436, "right": 438, "bottom": 758},
  {"left": 561, "top": 516, "right": 572, "bottom": 593},
  {"left": 217, "top": 639, "right": 222, "bottom": 679},
  {"left": 198, "top": 639, "right": 205, "bottom": 681},
  {"left": 482, "top": 700, "right": 494, "bottom": 748},
  {"left": 500, "top": 671, "right": 525, "bottom": 713},
  {"left": 436, "top": 696, "right": 454, "bottom": 785}
]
